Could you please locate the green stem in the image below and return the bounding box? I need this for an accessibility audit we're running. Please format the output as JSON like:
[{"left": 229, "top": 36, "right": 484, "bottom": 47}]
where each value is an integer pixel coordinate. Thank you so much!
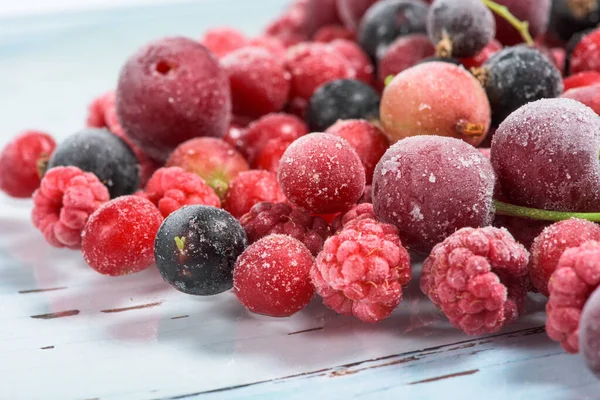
[
  {"left": 494, "top": 200, "right": 600, "bottom": 222},
  {"left": 481, "top": 0, "right": 534, "bottom": 46}
]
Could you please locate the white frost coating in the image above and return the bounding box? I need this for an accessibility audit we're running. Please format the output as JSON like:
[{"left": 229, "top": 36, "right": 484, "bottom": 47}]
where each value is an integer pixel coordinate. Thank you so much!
[
  {"left": 429, "top": 173, "right": 436, "bottom": 183},
  {"left": 410, "top": 205, "right": 424, "bottom": 221}
]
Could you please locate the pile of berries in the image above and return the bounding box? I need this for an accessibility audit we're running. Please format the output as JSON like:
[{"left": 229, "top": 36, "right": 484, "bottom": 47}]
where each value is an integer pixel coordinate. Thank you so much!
[{"left": 6, "top": 0, "right": 600, "bottom": 380}]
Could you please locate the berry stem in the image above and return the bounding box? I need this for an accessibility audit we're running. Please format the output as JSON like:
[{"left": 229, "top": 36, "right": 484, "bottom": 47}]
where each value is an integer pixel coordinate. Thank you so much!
[
  {"left": 481, "top": 0, "right": 534, "bottom": 46},
  {"left": 494, "top": 200, "right": 600, "bottom": 222}
]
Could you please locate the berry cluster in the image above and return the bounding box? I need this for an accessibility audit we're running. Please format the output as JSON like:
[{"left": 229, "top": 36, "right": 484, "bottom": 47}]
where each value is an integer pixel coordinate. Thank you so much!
[{"left": 5, "top": 0, "right": 600, "bottom": 380}]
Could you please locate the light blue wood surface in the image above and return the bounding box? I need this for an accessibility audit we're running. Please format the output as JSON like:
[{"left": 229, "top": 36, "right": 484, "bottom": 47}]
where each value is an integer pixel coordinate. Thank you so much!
[{"left": 0, "top": 2, "right": 599, "bottom": 399}]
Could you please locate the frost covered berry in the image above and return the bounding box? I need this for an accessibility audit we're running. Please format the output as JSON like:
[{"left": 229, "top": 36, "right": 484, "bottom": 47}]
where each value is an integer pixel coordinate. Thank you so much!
[
  {"left": 421, "top": 227, "right": 530, "bottom": 335},
  {"left": 278, "top": 133, "right": 365, "bottom": 214},
  {"left": 234, "top": 234, "right": 315, "bottom": 317},
  {"left": 32, "top": 167, "right": 110, "bottom": 249},
  {"left": 546, "top": 241, "right": 600, "bottom": 353},
  {"left": 82, "top": 196, "right": 163, "bottom": 276},
  {"left": 311, "top": 218, "right": 411, "bottom": 323},
  {"left": 223, "top": 170, "right": 287, "bottom": 219}
]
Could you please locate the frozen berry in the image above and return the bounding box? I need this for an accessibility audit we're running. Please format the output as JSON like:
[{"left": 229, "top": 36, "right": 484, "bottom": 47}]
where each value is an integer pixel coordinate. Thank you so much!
[
  {"left": 329, "top": 39, "right": 375, "bottom": 84},
  {"left": 548, "top": 0, "right": 600, "bottom": 43},
  {"left": 491, "top": 98, "right": 600, "bottom": 213},
  {"left": 47, "top": 128, "right": 139, "bottom": 199},
  {"left": 580, "top": 285, "right": 600, "bottom": 376},
  {"left": 493, "top": 0, "right": 550, "bottom": 46},
  {"left": 278, "top": 133, "right": 366, "bottom": 214},
  {"left": 32, "top": 166, "right": 110, "bottom": 249},
  {"left": 236, "top": 113, "right": 308, "bottom": 168},
  {"left": 325, "top": 119, "right": 389, "bottom": 184},
  {"left": 373, "top": 136, "right": 495, "bottom": 254},
  {"left": 311, "top": 217, "right": 411, "bottom": 322},
  {"left": 223, "top": 170, "right": 287, "bottom": 219},
  {"left": 240, "top": 202, "right": 330, "bottom": 256},
  {"left": 221, "top": 48, "right": 291, "bottom": 119},
  {"left": 427, "top": 0, "right": 495, "bottom": 58},
  {"left": 234, "top": 234, "right": 315, "bottom": 317},
  {"left": 562, "top": 84, "right": 600, "bottom": 115},
  {"left": 481, "top": 46, "right": 563, "bottom": 125},
  {"left": 381, "top": 62, "right": 491, "bottom": 146},
  {"left": 459, "top": 39, "right": 502, "bottom": 70},
  {"left": 223, "top": 123, "right": 245, "bottom": 150},
  {"left": 264, "top": 3, "right": 310, "bottom": 47},
  {"left": 154, "top": 205, "right": 248, "bottom": 295},
  {"left": 530, "top": 219, "right": 600, "bottom": 297},
  {"left": 247, "top": 36, "right": 287, "bottom": 58},
  {"left": 165, "top": 138, "right": 249, "bottom": 199},
  {"left": 546, "top": 241, "right": 600, "bottom": 353},
  {"left": 421, "top": 227, "right": 529, "bottom": 335},
  {"left": 336, "top": 0, "right": 379, "bottom": 32},
  {"left": 116, "top": 37, "right": 231, "bottom": 162},
  {"left": 144, "top": 167, "right": 220, "bottom": 218},
  {"left": 200, "top": 28, "right": 248, "bottom": 58},
  {"left": 331, "top": 202, "right": 376, "bottom": 233},
  {"left": 82, "top": 196, "right": 163, "bottom": 276},
  {"left": 0, "top": 130, "right": 55, "bottom": 198},
  {"left": 563, "top": 71, "right": 600, "bottom": 91},
  {"left": 285, "top": 42, "right": 356, "bottom": 101},
  {"left": 377, "top": 34, "right": 435, "bottom": 83},
  {"left": 87, "top": 91, "right": 113, "bottom": 128},
  {"left": 313, "top": 25, "right": 355, "bottom": 42},
  {"left": 358, "top": 0, "right": 428, "bottom": 60},
  {"left": 306, "top": 0, "right": 342, "bottom": 34},
  {"left": 307, "top": 79, "right": 380, "bottom": 132},
  {"left": 569, "top": 27, "right": 600, "bottom": 74},
  {"left": 493, "top": 215, "right": 549, "bottom": 251}
]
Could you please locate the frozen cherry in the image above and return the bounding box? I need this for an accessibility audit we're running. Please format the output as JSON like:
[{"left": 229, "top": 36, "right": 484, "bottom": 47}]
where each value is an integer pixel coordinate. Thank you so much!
[
  {"left": 373, "top": 136, "right": 495, "bottom": 254},
  {"left": 116, "top": 37, "right": 231, "bottom": 162},
  {"left": 377, "top": 34, "right": 435, "bottom": 83},
  {"left": 278, "top": 133, "right": 366, "bottom": 214},
  {"left": 154, "top": 205, "right": 248, "bottom": 296}
]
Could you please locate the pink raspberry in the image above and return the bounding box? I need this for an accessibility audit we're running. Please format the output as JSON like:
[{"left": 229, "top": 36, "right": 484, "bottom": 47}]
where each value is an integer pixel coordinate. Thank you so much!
[
  {"left": 32, "top": 166, "right": 110, "bottom": 249},
  {"left": 311, "top": 218, "right": 411, "bottom": 323},
  {"left": 240, "top": 202, "right": 331, "bottom": 256},
  {"left": 144, "top": 167, "right": 220, "bottom": 218},
  {"left": 421, "top": 227, "right": 530, "bottom": 335},
  {"left": 285, "top": 42, "right": 356, "bottom": 101},
  {"left": 82, "top": 196, "right": 163, "bottom": 276},
  {"left": 325, "top": 119, "right": 389, "bottom": 184},
  {"left": 530, "top": 219, "right": 600, "bottom": 297},
  {"left": 331, "top": 202, "right": 376, "bottom": 233},
  {"left": 223, "top": 170, "right": 287, "bottom": 219},
  {"left": 200, "top": 28, "right": 248, "bottom": 58},
  {"left": 234, "top": 234, "right": 315, "bottom": 317},
  {"left": 329, "top": 39, "right": 374, "bottom": 85},
  {"left": 313, "top": 25, "right": 355, "bottom": 43},
  {"left": 0, "top": 130, "right": 56, "bottom": 198},
  {"left": 546, "top": 241, "right": 600, "bottom": 353},
  {"left": 221, "top": 48, "right": 291, "bottom": 119}
]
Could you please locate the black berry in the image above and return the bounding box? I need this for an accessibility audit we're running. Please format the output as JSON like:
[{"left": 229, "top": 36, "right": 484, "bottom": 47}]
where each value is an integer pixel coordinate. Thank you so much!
[
  {"left": 154, "top": 205, "right": 248, "bottom": 296},
  {"left": 358, "top": 0, "right": 428, "bottom": 60},
  {"left": 307, "top": 79, "right": 380, "bottom": 132},
  {"left": 47, "top": 128, "right": 140, "bottom": 198},
  {"left": 482, "top": 46, "right": 563, "bottom": 125}
]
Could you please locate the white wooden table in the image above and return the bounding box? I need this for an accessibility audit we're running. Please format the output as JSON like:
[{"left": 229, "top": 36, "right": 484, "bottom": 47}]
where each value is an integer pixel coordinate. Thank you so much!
[{"left": 1, "top": 1, "right": 599, "bottom": 399}]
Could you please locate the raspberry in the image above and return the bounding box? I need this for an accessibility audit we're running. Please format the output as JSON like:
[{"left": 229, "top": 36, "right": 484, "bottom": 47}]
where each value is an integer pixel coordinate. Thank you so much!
[
  {"left": 236, "top": 113, "right": 308, "bottom": 169},
  {"left": 421, "top": 227, "right": 530, "bottom": 335},
  {"left": 331, "top": 202, "right": 376, "bottom": 233},
  {"left": 144, "top": 167, "right": 220, "bottom": 218},
  {"left": 329, "top": 39, "right": 374, "bottom": 85},
  {"left": 563, "top": 71, "right": 600, "bottom": 91},
  {"left": 0, "top": 130, "right": 56, "bottom": 198},
  {"left": 82, "top": 196, "right": 163, "bottom": 276},
  {"left": 313, "top": 25, "right": 355, "bottom": 43},
  {"left": 530, "top": 219, "right": 600, "bottom": 296},
  {"left": 546, "top": 241, "right": 600, "bottom": 353},
  {"left": 325, "top": 120, "right": 389, "bottom": 184},
  {"left": 223, "top": 170, "right": 287, "bottom": 219},
  {"left": 570, "top": 28, "right": 600, "bottom": 75},
  {"left": 234, "top": 234, "right": 315, "bottom": 317},
  {"left": 278, "top": 133, "right": 366, "bottom": 214},
  {"left": 221, "top": 48, "right": 291, "bottom": 119},
  {"left": 247, "top": 36, "right": 287, "bottom": 58},
  {"left": 240, "top": 202, "right": 330, "bottom": 256},
  {"left": 32, "top": 166, "right": 110, "bottom": 249},
  {"left": 200, "top": 28, "right": 248, "bottom": 58},
  {"left": 285, "top": 42, "right": 356, "bottom": 101},
  {"left": 311, "top": 218, "right": 411, "bottom": 323},
  {"left": 86, "top": 91, "right": 160, "bottom": 187}
]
